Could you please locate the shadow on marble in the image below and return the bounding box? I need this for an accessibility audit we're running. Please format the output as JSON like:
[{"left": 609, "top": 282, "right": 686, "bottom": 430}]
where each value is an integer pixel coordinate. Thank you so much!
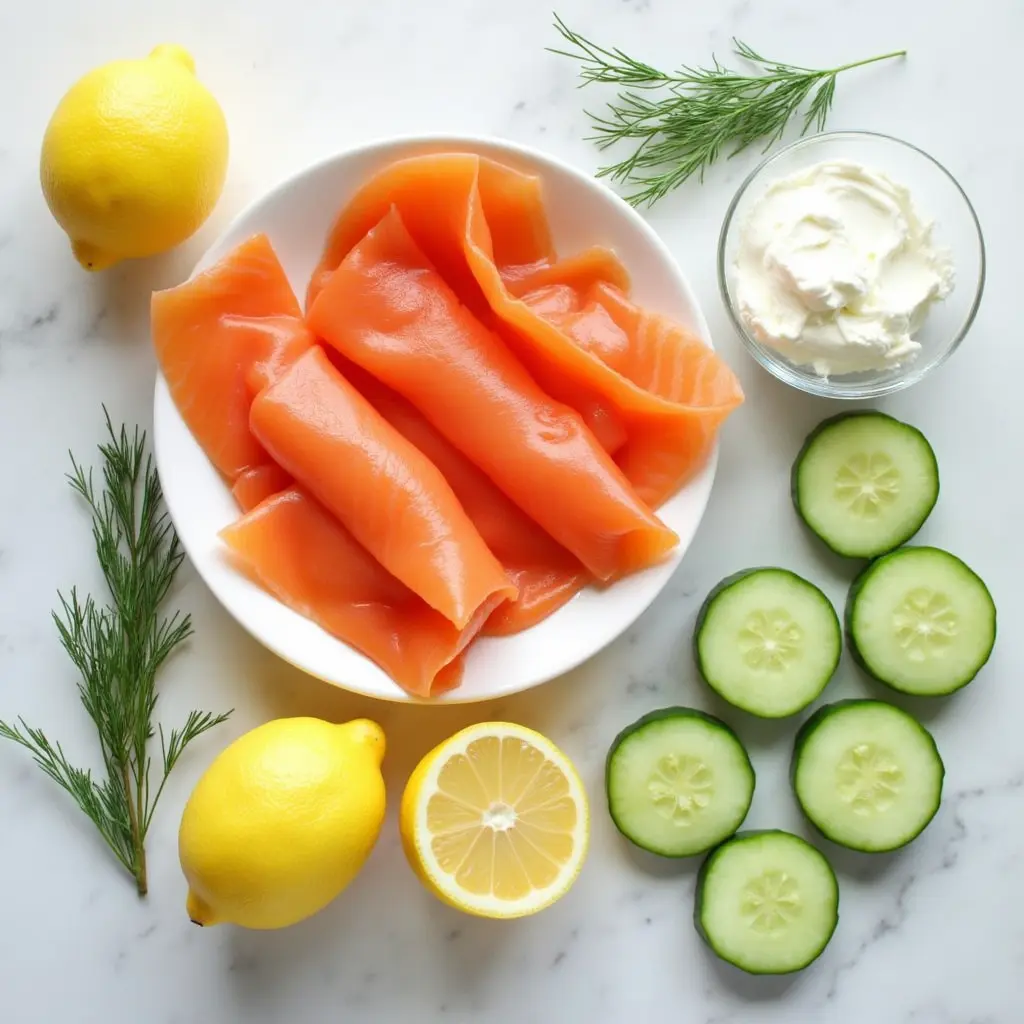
[
  {"left": 718, "top": 702, "right": 797, "bottom": 754},
  {"left": 789, "top": 519, "right": 865, "bottom": 590},
  {"left": 846, "top": 667, "right": 971, "bottom": 726},
  {"left": 663, "top": 621, "right": 715, "bottom": 701},
  {"left": 699, "top": 941, "right": 800, "bottom": 1000},
  {"left": 814, "top": 834, "right": 910, "bottom": 884},
  {"left": 90, "top": 246, "right": 198, "bottom": 346},
  {"left": 415, "top": 904, "right": 522, "bottom": 987},
  {"left": 619, "top": 840, "right": 703, "bottom": 879},
  {"left": 220, "top": 894, "right": 375, "bottom": 1003},
  {"left": 216, "top": 846, "right": 522, "bottom": 1012}
]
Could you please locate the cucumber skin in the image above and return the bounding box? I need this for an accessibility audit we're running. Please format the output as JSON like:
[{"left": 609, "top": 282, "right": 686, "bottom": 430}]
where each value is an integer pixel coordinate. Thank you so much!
[
  {"left": 605, "top": 707, "right": 755, "bottom": 859},
  {"left": 791, "top": 699, "right": 945, "bottom": 852},
  {"left": 693, "top": 568, "right": 841, "bottom": 719},
  {"left": 845, "top": 546, "right": 997, "bottom": 696},
  {"left": 791, "top": 411, "right": 940, "bottom": 560},
  {"left": 694, "top": 829, "right": 840, "bottom": 975}
]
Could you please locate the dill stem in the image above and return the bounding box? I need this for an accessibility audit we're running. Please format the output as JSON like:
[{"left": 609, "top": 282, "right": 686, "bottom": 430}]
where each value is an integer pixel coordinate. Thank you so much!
[
  {"left": 122, "top": 761, "right": 147, "bottom": 895},
  {"left": 134, "top": 738, "right": 148, "bottom": 889},
  {"left": 831, "top": 50, "right": 907, "bottom": 74}
]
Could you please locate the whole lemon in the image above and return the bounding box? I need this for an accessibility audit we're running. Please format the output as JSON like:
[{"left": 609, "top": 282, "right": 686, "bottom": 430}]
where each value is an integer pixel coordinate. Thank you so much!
[
  {"left": 40, "top": 44, "right": 228, "bottom": 271},
  {"left": 179, "top": 717, "right": 386, "bottom": 930}
]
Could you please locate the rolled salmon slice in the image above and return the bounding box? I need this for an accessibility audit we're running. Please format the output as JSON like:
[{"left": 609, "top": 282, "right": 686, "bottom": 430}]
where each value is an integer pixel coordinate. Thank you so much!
[
  {"left": 329, "top": 354, "right": 590, "bottom": 635},
  {"left": 307, "top": 208, "right": 678, "bottom": 582},
  {"left": 220, "top": 488, "right": 479, "bottom": 696},
  {"left": 249, "top": 346, "right": 517, "bottom": 628},
  {"left": 152, "top": 233, "right": 314, "bottom": 481},
  {"left": 307, "top": 153, "right": 743, "bottom": 504},
  {"left": 241, "top": 349, "right": 583, "bottom": 631}
]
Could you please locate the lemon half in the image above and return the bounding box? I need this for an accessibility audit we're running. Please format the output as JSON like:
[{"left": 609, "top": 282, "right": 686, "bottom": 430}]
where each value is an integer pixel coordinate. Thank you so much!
[{"left": 400, "top": 722, "right": 589, "bottom": 919}]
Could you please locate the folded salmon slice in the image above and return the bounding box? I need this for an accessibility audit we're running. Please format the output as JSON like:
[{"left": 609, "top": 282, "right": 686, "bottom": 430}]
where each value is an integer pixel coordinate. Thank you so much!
[
  {"left": 307, "top": 153, "right": 743, "bottom": 505},
  {"left": 249, "top": 345, "right": 516, "bottom": 628},
  {"left": 307, "top": 208, "right": 678, "bottom": 582},
  {"left": 306, "top": 153, "right": 553, "bottom": 313},
  {"left": 330, "top": 354, "right": 589, "bottom": 635},
  {"left": 231, "top": 463, "right": 293, "bottom": 512},
  {"left": 501, "top": 246, "right": 632, "bottom": 299},
  {"left": 575, "top": 282, "right": 745, "bottom": 505},
  {"left": 475, "top": 227, "right": 745, "bottom": 507},
  {"left": 306, "top": 153, "right": 631, "bottom": 451},
  {"left": 152, "top": 234, "right": 314, "bottom": 480},
  {"left": 220, "top": 488, "right": 477, "bottom": 696}
]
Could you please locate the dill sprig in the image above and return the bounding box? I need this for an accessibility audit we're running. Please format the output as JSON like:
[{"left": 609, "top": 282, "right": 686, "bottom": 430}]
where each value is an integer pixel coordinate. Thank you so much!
[
  {"left": 0, "top": 410, "right": 231, "bottom": 895},
  {"left": 550, "top": 15, "right": 906, "bottom": 207}
]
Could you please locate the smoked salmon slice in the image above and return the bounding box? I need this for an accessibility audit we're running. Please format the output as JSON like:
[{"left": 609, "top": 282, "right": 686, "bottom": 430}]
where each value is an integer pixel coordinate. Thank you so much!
[
  {"left": 152, "top": 233, "right": 314, "bottom": 481},
  {"left": 306, "top": 207, "right": 679, "bottom": 582},
  {"left": 249, "top": 345, "right": 517, "bottom": 628},
  {"left": 305, "top": 153, "right": 552, "bottom": 314},
  {"left": 231, "top": 463, "right": 293, "bottom": 512},
  {"left": 574, "top": 282, "right": 745, "bottom": 505},
  {"left": 232, "top": 373, "right": 576, "bottom": 635},
  {"left": 501, "top": 245, "right": 631, "bottom": 299},
  {"left": 329, "top": 354, "right": 590, "bottom": 635},
  {"left": 220, "top": 488, "right": 477, "bottom": 696},
  {"left": 307, "top": 154, "right": 743, "bottom": 505}
]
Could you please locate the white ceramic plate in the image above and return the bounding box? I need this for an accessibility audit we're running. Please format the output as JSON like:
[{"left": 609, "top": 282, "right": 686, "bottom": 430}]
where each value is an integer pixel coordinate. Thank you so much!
[{"left": 153, "top": 135, "right": 718, "bottom": 703}]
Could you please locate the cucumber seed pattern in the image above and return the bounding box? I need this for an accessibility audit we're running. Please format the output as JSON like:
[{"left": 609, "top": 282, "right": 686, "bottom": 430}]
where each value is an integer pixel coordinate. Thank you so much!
[{"left": 835, "top": 452, "right": 900, "bottom": 518}]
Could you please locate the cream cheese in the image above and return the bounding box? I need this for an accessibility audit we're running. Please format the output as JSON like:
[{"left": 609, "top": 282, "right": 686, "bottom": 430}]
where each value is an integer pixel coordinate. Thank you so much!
[{"left": 734, "top": 159, "right": 954, "bottom": 376}]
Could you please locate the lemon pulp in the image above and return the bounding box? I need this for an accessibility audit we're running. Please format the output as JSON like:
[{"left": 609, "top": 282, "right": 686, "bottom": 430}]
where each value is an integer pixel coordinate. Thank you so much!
[{"left": 401, "top": 722, "right": 589, "bottom": 918}]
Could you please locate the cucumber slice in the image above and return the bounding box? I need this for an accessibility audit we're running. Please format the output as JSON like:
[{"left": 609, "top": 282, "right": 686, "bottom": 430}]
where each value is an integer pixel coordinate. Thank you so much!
[
  {"left": 846, "top": 546, "right": 996, "bottom": 696},
  {"left": 792, "top": 699, "right": 944, "bottom": 852},
  {"left": 792, "top": 412, "right": 939, "bottom": 559},
  {"left": 694, "top": 830, "right": 839, "bottom": 974},
  {"left": 605, "top": 708, "right": 754, "bottom": 857},
  {"left": 694, "top": 568, "right": 841, "bottom": 718}
]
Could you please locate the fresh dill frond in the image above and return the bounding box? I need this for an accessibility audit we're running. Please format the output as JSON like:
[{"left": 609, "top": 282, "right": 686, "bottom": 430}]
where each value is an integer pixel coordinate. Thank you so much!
[
  {"left": 0, "top": 410, "right": 231, "bottom": 895},
  {"left": 550, "top": 15, "right": 906, "bottom": 208}
]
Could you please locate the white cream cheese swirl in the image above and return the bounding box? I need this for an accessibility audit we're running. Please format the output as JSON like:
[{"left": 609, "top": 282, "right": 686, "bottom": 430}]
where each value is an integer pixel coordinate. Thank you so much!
[{"left": 734, "top": 160, "right": 954, "bottom": 376}]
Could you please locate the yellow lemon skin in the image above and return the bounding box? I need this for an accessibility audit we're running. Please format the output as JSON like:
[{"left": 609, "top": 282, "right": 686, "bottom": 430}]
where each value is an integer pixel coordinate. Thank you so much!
[
  {"left": 40, "top": 44, "right": 228, "bottom": 271},
  {"left": 179, "top": 717, "right": 386, "bottom": 930}
]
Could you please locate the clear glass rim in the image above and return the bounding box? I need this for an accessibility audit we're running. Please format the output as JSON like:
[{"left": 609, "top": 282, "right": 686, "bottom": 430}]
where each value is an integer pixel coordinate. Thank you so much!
[{"left": 716, "top": 130, "right": 987, "bottom": 399}]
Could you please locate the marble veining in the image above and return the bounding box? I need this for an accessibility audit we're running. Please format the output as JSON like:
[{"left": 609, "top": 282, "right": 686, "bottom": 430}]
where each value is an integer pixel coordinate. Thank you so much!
[
  {"left": 1, "top": 0, "right": 1022, "bottom": 1021},
  {"left": 823, "top": 774, "right": 1024, "bottom": 1005}
]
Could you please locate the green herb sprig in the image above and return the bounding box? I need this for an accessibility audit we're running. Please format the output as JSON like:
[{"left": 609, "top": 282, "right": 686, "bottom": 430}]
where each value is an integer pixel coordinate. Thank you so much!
[
  {"left": 0, "top": 412, "right": 231, "bottom": 895},
  {"left": 550, "top": 15, "right": 906, "bottom": 208}
]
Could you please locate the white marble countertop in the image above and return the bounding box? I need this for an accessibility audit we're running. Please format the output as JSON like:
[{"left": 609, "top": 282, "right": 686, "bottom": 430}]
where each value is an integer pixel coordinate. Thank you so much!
[{"left": 1, "top": 1, "right": 1021, "bottom": 1021}]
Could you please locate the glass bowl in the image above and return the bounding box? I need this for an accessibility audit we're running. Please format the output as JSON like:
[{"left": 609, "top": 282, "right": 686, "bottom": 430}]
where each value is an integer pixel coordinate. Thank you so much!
[{"left": 717, "top": 131, "right": 985, "bottom": 399}]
